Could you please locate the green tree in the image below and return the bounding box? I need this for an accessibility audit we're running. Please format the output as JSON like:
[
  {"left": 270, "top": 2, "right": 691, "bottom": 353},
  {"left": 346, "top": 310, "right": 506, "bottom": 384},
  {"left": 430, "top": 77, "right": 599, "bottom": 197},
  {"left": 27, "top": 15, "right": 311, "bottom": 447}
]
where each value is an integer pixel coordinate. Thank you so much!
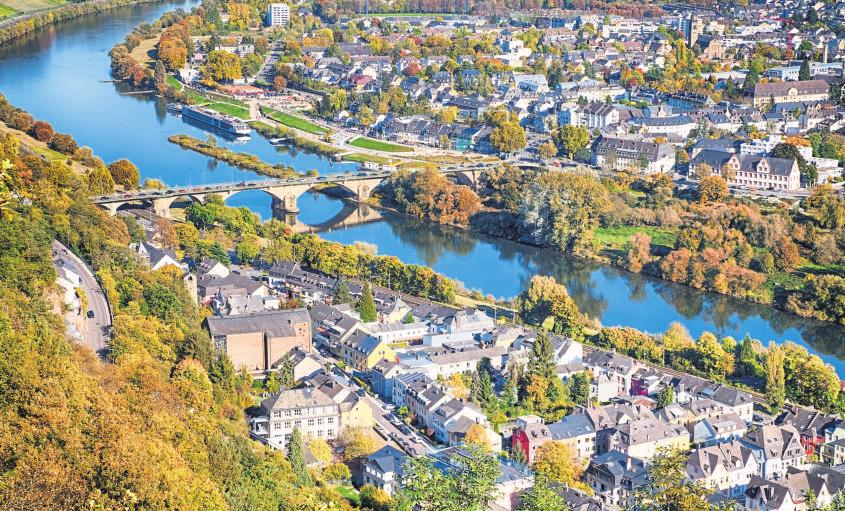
[
  {"left": 278, "top": 354, "right": 295, "bottom": 389},
  {"left": 520, "top": 173, "right": 611, "bottom": 252},
  {"left": 396, "top": 444, "right": 499, "bottom": 511},
  {"left": 658, "top": 386, "right": 675, "bottom": 408},
  {"left": 765, "top": 342, "right": 786, "bottom": 413},
  {"left": 799, "top": 59, "right": 811, "bottom": 81},
  {"left": 470, "top": 369, "right": 495, "bottom": 410},
  {"left": 265, "top": 370, "right": 281, "bottom": 394},
  {"left": 287, "top": 428, "right": 312, "bottom": 487},
  {"left": 234, "top": 234, "right": 260, "bottom": 263},
  {"left": 357, "top": 282, "right": 377, "bottom": 322},
  {"left": 334, "top": 280, "right": 354, "bottom": 304},
  {"left": 635, "top": 448, "right": 713, "bottom": 511},
  {"left": 553, "top": 125, "right": 590, "bottom": 158},
  {"left": 489, "top": 121, "right": 527, "bottom": 154},
  {"left": 154, "top": 60, "right": 168, "bottom": 95},
  {"left": 203, "top": 50, "right": 242, "bottom": 82},
  {"left": 569, "top": 371, "right": 592, "bottom": 406},
  {"left": 516, "top": 476, "right": 568, "bottom": 511}
]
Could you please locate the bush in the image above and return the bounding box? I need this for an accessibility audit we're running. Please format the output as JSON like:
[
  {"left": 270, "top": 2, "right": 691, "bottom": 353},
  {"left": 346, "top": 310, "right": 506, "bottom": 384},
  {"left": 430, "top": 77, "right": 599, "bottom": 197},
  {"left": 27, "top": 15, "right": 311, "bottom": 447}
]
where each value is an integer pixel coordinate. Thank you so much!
[
  {"left": 50, "top": 133, "right": 79, "bottom": 155},
  {"left": 30, "top": 120, "right": 54, "bottom": 143}
]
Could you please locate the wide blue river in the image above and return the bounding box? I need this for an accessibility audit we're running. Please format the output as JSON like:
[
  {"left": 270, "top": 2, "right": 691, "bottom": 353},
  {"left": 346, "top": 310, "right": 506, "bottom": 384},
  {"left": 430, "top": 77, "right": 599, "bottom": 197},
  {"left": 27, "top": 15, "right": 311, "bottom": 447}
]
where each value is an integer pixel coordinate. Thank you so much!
[{"left": 1, "top": 0, "right": 844, "bottom": 375}]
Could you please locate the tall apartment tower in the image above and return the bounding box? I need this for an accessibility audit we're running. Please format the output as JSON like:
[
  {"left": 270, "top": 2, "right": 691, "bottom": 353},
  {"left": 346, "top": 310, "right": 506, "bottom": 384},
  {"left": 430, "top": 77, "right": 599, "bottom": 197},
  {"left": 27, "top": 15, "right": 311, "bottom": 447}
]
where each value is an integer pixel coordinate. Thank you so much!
[{"left": 266, "top": 3, "right": 290, "bottom": 26}]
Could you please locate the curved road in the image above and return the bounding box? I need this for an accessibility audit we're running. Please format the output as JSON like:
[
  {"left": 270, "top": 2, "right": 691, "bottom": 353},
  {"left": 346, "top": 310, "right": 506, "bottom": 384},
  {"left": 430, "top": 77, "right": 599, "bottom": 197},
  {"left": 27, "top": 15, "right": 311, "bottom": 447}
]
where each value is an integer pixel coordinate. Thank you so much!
[{"left": 52, "top": 240, "right": 112, "bottom": 358}]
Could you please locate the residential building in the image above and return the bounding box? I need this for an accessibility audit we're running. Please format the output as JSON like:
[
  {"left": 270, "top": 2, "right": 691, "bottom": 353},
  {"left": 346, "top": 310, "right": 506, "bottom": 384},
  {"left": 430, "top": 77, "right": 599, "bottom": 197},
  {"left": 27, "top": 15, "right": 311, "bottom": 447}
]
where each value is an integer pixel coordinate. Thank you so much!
[
  {"left": 741, "top": 425, "right": 807, "bottom": 480},
  {"left": 605, "top": 418, "right": 690, "bottom": 460},
  {"left": 776, "top": 406, "right": 839, "bottom": 457},
  {"left": 265, "top": 3, "right": 290, "bottom": 26},
  {"left": 205, "top": 309, "right": 312, "bottom": 374},
  {"left": 363, "top": 445, "right": 408, "bottom": 496},
  {"left": 744, "top": 470, "right": 832, "bottom": 511},
  {"left": 592, "top": 136, "right": 676, "bottom": 174},
  {"left": 547, "top": 414, "right": 598, "bottom": 462},
  {"left": 690, "top": 150, "right": 802, "bottom": 191},
  {"left": 338, "top": 329, "right": 396, "bottom": 372},
  {"left": 753, "top": 80, "right": 829, "bottom": 107},
  {"left": 511, "top": 415, "right": 550, "bottom": 464},
  {"left": 249, "top": 387, "right": 340, "bottom": 449},
  {"left": 687, "top": 440, "right": 758, "bottom": 498},
  {"left": 584, "top": 450, "right": 649, "bottom": 509}
]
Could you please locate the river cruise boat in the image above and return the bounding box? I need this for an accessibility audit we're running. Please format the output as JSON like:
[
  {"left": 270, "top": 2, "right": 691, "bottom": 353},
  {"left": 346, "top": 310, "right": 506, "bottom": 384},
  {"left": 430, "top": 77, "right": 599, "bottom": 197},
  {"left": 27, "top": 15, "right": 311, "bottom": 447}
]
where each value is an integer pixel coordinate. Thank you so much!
[{"left": 181, "top": 105, "right": 250, "bottom": 135}]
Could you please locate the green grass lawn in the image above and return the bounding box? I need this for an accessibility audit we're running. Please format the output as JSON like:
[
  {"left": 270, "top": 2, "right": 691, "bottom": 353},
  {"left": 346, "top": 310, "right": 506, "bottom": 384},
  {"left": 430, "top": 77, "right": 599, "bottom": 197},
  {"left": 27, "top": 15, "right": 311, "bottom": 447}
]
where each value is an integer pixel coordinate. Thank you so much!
[
  {"left": 595, "top": 226, "right": 679, "bottom": 250},
  {"left": 341, "top": 152, "right": 393, "bottom": 165},
  {"left": 335, "top": 485, "right": 360, "bottom": 506},
  {"left": 3, "top": 0, "right": 64, "bottom": 11},
  {"left": 177, "top": 86, "right": 250, "bottom": 119},
  {"left": 348, "top": 136, "right": 413, "bottom": 153},
  {"left": 0, "top": 3, "right": 17, "bottom": 18},
  {"left": 207, "top": 101, "right": 250, "bottom": 119},
  {"left": 261, "top": 107, "right": 326, "bottom": 135}
]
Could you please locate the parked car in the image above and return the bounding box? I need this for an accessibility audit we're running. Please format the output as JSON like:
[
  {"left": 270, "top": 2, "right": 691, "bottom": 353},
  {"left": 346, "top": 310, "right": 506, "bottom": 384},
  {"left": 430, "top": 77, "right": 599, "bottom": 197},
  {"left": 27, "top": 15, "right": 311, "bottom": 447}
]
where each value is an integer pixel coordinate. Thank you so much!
[{"left": 86, "top": 310, "right": 95, "bottom": 319}]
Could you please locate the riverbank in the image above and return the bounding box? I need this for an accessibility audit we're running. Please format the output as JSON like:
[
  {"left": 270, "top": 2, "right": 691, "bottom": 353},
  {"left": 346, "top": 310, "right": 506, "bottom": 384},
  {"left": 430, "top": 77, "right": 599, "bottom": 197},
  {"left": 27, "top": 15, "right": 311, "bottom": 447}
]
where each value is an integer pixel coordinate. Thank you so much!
[
  {"left": 168, "top": 134, "right": 299, "bottom": 178},
  {"left": 0, "top": 0, "right": 168, "bottom": 47}
]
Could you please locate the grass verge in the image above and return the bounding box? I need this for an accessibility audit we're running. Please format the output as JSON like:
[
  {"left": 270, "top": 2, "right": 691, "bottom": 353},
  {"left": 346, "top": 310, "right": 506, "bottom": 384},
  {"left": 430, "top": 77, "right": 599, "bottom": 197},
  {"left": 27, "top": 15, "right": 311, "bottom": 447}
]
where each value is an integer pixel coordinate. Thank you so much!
[
  {"left": 348, "top": 136, "right": 413, "bottom": 153},
  {"left": 260, "top": 107, "right": 326, "bottom": 135},
  {"left": 594, "top": 226, "right": 678, "bottom": 250}
]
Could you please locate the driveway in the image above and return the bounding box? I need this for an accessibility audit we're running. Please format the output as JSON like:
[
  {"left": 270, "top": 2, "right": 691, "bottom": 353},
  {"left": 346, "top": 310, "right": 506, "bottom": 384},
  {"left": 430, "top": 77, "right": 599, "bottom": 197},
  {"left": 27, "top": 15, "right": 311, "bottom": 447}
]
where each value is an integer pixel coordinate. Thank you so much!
[{"left": 52, "top": 240, "right": 112, "bottom": 358}]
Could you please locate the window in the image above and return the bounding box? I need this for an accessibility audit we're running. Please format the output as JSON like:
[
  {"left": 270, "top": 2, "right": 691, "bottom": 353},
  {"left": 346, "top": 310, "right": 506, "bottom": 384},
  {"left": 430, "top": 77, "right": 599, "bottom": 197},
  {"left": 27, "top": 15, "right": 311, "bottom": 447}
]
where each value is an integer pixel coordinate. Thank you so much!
[
  {"left": 294, "top": 409, "right": 302, "bottom": 416},
  {"left": 294, "top": 420, "right": 302, "bottom": 427},
  {"left": 308, "top": 419, "right": 315, "bottom": 426},
  {"left": 317, "top": 418, "right": 323, "bottom": 425},
  {"left": 284, "top": 421, "right": 291, "bottom": 428}
]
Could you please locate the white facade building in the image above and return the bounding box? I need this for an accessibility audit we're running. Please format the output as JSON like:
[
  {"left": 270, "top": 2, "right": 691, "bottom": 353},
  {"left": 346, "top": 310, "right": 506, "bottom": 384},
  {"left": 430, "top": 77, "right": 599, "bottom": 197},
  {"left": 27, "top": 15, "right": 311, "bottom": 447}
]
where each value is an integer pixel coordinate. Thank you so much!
[{"left": 266, "top": 3, "right": 290, "bottom": 26}]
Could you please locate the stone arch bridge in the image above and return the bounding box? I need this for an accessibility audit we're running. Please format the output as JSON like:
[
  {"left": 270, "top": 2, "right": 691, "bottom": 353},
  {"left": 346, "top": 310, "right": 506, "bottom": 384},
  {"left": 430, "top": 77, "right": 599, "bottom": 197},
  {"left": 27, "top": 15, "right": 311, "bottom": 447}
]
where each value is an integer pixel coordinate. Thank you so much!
[{"left": 93, "top": 167, "right": 489, "bottom": 219}]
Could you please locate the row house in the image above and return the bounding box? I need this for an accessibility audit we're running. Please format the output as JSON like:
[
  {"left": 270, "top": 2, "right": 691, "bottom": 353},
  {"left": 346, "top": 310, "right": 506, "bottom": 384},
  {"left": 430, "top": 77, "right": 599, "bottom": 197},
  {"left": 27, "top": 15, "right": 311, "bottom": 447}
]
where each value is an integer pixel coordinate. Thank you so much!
[
  {"left": 741, "top": 425, "right": 807, "bottom": 480},
  {"left": 583, "top": 349, "right": 641, "bottom": 402},
  {"left": 583, "top": 450, "right": 649, "bottom": 509},
  {"left": 745, "top": 469, "right": 833, "bottom": 511},
  {"left": 605, "top": 418, "right": 691, "bottom": 461},
  {"left": 687, "top": 440, "right": 758, "bottom": 499},
  {"left": 511, "top": 413, "right": 597, "bottom": 464},
  {"left": 776, "top": 407, "right": 840, "bottom": 457}
]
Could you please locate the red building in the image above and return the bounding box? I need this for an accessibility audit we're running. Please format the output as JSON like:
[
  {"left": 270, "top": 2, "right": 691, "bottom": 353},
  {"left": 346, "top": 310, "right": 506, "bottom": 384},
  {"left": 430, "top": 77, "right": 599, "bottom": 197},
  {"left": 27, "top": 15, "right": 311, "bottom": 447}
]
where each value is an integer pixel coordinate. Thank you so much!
[{"left": 511, "top": 417, "right": 551, "bottom": 464}]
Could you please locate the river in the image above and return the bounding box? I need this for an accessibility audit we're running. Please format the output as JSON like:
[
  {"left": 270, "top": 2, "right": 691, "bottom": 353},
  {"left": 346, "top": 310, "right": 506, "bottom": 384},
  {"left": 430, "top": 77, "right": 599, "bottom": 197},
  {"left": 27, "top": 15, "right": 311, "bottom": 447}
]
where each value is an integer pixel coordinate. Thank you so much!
[{"left": 1, "top": 1, "right": 844, "bottom": 375}]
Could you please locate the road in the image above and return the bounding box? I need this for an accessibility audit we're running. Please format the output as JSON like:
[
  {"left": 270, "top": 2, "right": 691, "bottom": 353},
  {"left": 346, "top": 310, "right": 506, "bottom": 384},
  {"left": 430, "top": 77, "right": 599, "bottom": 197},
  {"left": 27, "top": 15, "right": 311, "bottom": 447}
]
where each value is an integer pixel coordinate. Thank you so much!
[
  {"left": 52, "top": 240, "right": 112, "bottom": 358},
  {"left": 362, "top": 392, "right": 431, "bottom": 457}
]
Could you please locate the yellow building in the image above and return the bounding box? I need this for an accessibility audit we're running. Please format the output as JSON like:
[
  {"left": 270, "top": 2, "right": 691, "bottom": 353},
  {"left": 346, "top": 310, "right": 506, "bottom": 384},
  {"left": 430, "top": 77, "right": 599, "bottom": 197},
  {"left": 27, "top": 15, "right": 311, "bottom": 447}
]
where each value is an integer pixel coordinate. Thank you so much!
[
  {"left": 610, "top": 419, "right": 690, "bottom": 461},
  {"left": 308, "top": 374, "right": 374, "bottom": 429},
  {"left": 340, "top": 329, "right": 396, "bottom": 371}
]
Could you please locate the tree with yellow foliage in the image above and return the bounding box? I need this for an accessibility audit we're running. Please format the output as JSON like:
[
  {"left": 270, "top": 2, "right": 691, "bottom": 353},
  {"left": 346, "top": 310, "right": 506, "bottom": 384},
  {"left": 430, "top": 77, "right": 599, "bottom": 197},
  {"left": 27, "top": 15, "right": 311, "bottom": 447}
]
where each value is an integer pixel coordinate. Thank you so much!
[
  {"left": 465, "top": 423, "right": 492, "bottom": 451},
  {"left": 533, "top": 440, "right": 585, "bottom": 488}
]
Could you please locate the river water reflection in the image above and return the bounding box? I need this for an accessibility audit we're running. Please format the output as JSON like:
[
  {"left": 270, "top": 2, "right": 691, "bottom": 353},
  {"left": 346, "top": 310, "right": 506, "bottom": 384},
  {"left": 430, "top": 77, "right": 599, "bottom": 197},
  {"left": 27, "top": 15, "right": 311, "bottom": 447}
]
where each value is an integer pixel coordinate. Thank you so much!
[{"left": 1, "top": 1, "right": 844, "bottom": 375}]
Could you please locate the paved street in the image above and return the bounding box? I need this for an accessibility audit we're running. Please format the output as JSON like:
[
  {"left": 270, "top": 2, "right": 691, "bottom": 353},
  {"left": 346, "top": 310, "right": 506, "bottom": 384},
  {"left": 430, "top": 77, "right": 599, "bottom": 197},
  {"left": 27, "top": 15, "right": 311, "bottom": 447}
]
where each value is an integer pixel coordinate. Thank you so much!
[
  {"left": 361, "top": 393, "right": 431, "bottom": 456},
  {"left": 52, "top": 240, "right": 112, "bottom": 358}
]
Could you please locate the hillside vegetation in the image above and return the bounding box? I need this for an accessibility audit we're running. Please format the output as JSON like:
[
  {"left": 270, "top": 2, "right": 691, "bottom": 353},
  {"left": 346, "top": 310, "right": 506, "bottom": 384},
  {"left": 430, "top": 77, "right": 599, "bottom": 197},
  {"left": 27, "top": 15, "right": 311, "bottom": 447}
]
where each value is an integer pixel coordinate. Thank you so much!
[{"left": 0, "top": 122, "right": 352, "bottom": 510}]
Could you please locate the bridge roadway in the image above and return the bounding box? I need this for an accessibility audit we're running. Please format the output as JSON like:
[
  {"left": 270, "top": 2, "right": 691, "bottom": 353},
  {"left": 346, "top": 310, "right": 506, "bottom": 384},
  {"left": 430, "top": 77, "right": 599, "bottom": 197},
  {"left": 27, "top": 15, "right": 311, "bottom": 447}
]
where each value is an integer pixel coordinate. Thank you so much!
[{"left": 94, "top": 166, "right": 490, "bottom": 219}]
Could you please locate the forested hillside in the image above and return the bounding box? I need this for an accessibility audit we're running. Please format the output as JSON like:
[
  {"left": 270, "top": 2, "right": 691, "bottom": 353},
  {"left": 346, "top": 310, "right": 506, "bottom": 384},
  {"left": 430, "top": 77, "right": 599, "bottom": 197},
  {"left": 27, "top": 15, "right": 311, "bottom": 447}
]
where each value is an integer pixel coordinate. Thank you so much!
[{"left": 0, "top": 116, "right": 351, "bottom": 510}]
